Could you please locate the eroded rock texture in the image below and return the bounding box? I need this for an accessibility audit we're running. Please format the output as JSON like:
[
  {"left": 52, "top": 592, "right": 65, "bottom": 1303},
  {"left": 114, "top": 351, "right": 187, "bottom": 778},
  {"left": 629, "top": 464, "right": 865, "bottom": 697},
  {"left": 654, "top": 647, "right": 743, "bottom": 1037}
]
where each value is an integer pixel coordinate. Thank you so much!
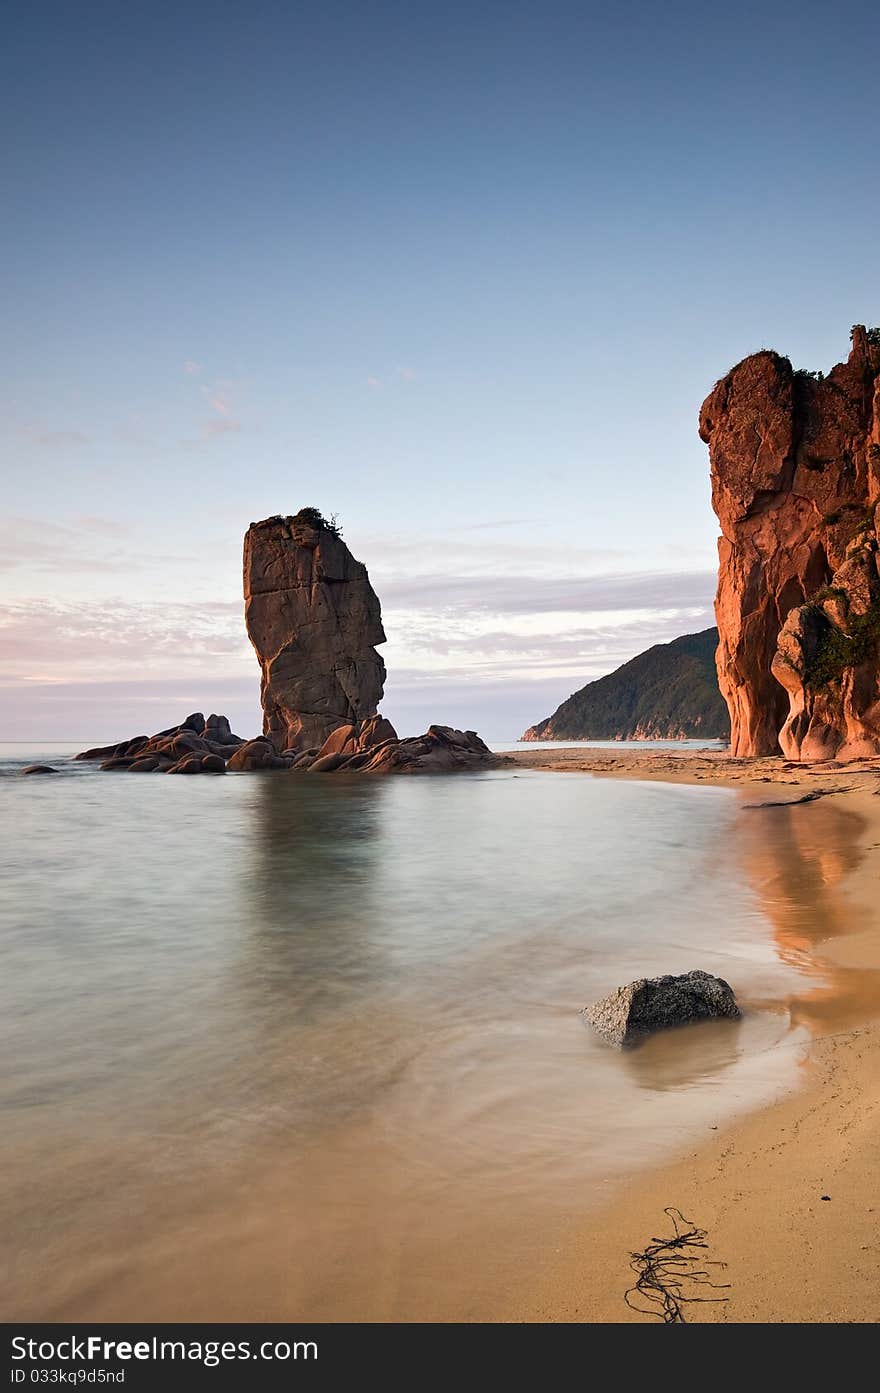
[
  {"left": 701, "top": 326, "right": 880, "bottom": 760},
  {"left": 244, "top": 511, "right": 387, "bottom": 751}
]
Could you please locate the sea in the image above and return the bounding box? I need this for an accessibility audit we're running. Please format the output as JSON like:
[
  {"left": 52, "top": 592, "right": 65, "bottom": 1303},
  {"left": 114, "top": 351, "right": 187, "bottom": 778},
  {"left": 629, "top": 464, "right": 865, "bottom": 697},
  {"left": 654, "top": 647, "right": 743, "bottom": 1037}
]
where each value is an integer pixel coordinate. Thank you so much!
[{"left": 0, "top": 740, "right": 856, "bottom": 1319}]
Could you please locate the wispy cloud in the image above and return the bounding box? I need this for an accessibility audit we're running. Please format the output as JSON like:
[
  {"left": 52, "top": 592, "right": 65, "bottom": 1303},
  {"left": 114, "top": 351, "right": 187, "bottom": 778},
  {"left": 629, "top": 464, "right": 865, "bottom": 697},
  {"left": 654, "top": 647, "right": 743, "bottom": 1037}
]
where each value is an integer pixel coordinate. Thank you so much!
[
  {"left": 31, "top": 429, "right": 89, "bottom": 448},
  {"left": 457, "top": 518, "right": 530, "bottom": 532},
  {"left": 379, "top": 568, "right": 716, "bottom": 618},
  {"left": 184, "top": 360, "right": 202, "bottom": 377},
  {"left": 0, "top": 517, "right": 193, "bottom": 576},
  {"left": 202, "top": 383, "right": 233, "bottom": 417},
  {"left": 68, "top": 515, "right": 132, "bottom": 538},
  {"left": 0, "top": 675, "right": 261, "bottom": 744},
  {"left": 0, "top": 598, "right": 248, "bottom": 682},
  {"left": 194, "top": 378, "right": 244, "bottom": 438},
  {"left": 204, "top": 418, "right": 243, "bottom": 437}
]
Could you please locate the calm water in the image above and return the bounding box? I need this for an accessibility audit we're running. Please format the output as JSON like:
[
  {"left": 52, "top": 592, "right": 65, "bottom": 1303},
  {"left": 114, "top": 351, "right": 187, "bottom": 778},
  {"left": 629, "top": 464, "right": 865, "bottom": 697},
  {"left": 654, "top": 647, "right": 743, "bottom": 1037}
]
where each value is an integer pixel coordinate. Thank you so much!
[
  {"left": 0, "top": 746, "right": 847, "bottom": 1319},
  {"left": 490, "top": 738, "right": 729, "bottom": 751}
]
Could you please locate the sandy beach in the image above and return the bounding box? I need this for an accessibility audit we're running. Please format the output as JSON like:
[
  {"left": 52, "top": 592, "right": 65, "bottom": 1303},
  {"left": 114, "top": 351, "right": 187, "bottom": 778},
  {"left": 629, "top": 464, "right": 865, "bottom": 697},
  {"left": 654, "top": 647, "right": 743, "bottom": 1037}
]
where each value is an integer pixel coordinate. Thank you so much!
[{"left": 505, "top": 747, "right": 880, "bottom": 1322}]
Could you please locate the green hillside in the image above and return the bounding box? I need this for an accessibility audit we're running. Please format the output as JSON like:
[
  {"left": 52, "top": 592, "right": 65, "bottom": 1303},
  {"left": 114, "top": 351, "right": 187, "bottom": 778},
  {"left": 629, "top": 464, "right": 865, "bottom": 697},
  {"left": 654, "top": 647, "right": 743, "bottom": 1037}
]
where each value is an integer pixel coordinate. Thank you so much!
[{"left": 522, "top": 628, "right": 729, "bottom": 741}]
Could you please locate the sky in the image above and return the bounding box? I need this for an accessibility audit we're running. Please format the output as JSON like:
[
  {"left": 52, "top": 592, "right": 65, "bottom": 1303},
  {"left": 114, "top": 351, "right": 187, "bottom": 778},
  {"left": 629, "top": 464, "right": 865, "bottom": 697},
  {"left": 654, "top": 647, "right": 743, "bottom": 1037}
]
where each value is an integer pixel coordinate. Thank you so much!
[{"left": 2, "top": 0, "right": 878, "bottom": 741}]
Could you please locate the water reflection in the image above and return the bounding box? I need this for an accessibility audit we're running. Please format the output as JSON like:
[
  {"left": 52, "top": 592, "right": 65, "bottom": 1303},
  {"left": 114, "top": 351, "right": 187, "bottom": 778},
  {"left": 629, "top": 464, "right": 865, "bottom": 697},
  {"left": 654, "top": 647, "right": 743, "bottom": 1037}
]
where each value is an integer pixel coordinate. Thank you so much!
[
  {"left": 622, "top": 1014, "right": 751, "bottom": 1092},
  {"left": 739, "top": 795, "right": 880, "bottom": 1033},
  {"left": 240, "top": 774, "right": 391, "bottom": 1007}
]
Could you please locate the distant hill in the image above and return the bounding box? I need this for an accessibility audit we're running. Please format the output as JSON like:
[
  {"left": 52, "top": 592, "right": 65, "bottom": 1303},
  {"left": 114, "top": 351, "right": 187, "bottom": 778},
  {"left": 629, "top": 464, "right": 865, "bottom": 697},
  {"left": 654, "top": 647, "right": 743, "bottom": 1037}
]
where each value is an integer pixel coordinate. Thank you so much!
[{"left": 521, "top": 628, "right": 730, "bottom": 742}]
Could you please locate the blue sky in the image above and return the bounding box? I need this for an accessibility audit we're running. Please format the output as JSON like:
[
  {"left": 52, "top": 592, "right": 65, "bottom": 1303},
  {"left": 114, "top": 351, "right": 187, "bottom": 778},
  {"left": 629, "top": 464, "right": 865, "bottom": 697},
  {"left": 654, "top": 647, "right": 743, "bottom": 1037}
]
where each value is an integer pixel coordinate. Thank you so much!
[{"left": 2, "top": 0, "right": 878, "bottom": 740}]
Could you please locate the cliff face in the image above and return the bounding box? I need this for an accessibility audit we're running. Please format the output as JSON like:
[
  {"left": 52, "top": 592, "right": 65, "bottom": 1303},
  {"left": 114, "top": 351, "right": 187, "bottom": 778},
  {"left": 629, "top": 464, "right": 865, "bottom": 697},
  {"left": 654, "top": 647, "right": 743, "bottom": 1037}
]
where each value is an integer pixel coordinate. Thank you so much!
[
  {"left": 701, "top": 326, "right": 880, "bottom": 760},
  {"left": 243, "top": 511, "right": 387, "bottom": 751},
  {"left": 522, "top": 628, "right": 728, "bottom": 742}
]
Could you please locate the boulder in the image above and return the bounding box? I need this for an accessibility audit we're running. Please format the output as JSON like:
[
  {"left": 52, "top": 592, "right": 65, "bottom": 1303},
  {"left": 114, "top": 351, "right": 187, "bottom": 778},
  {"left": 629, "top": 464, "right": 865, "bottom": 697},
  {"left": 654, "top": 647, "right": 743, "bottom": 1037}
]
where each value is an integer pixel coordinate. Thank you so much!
[
  {"left": 226, "top": 738, "right": 287, "bottom": 772},
  {"left": 75, "top": 736, "right": 149, "bottom": 762},
  {"left": 168, "top": 755, "right": 204, "bottom": 774},
  {"left": 204, "top": 714, "right": 239, "bottom": 745},
  {"left": 169, "top": 732, "right": 206, "bottom": 759},
  {"left": 313, "top": 715, "right": 400, "bottom": 762},
  {"left": 355, "top": 725, "right": 495, "bottom": 774},
  {"left": 355, "top": 715, "right": 398, "bottom": 750},
  {"left": 337, "top": 751, "right": 373, "bottom": 770},
  {"left": 291, "top": 751, "right": 317, "bottom": 770},
  {"left": 308, "top": 751, "right": 348, "bottom": 773},
  {"left": 315, "top": 723, "right": 358, "bottom": 759},
  {"left": 583, "top": 970, "right": 740, "bottom": 1047},
  {"left": 20, "top": 764, "right": 58, "bottom": 775}
]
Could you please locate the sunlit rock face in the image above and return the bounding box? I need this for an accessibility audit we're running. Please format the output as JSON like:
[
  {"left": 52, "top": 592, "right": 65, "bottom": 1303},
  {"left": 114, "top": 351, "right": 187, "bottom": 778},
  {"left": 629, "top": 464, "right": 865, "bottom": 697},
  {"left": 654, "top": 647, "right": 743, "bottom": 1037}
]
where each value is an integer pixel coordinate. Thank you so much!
[
  {"left": 243, "top": 510, "right": 388, "bottom": 752},
  {"left": 701, "top": 326, "right": 880, "bottom": 761}
]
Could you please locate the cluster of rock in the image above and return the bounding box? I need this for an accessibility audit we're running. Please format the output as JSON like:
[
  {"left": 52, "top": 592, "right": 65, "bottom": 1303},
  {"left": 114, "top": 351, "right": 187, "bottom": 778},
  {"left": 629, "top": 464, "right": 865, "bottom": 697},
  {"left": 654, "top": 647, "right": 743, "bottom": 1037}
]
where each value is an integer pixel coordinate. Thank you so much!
[
  {"left": 75, "top": 712, "right": 496, "bottom": 776},
  {"left": 584, "top": 970, "right": 740, "bottom": 1047},
  {"left": 75, "top": 713, "right": 247, "bottom": 773},
  {"left": 287, "top": 718, "right": 495, "bottom": 774},
  {"left": 702, "top": 324, "right": 880, "bottom": 761}
]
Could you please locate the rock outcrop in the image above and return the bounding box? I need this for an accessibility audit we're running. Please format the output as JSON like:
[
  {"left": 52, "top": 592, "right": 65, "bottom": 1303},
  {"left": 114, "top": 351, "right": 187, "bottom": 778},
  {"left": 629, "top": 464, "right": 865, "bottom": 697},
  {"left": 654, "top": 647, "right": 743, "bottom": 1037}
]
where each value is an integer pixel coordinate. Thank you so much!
[
  {"left": 225, "top": 738, "right": 288, "bottom": 772},
  {"left": 76, "top": 507, "right": 499, "bottom": 778},
  {"left": 701, "top": 325, "right": 880, "bottom": 760},
  {"left": 584, "top": 970, "right": 740, "bottom": 1047},
  {"left": 297, "top": 721, "right": 495, "bottom": 774},
  {"left": 75, "top": 713, "right": 246, "bottom": 774},
  {"left": 76, "top": 715, "right": 497, "bottom": 776},
  {"left": 244, "top": 510, "right": 387, "bottom": 752}
]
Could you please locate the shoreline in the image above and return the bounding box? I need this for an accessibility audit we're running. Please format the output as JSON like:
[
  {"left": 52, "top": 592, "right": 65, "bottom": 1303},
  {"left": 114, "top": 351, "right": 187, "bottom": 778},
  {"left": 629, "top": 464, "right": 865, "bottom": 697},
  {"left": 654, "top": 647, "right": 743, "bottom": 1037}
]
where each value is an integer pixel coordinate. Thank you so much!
[{"left": 505, "top": 748, "right": 880, "bottom": 1322}]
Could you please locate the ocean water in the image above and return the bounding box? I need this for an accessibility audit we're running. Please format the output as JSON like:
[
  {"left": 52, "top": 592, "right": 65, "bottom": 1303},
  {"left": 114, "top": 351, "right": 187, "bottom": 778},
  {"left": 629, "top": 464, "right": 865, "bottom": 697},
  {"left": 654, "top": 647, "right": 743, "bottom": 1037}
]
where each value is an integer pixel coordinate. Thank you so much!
[{"left": 0, "top": 745, "right": 848, "bottom": 1320}]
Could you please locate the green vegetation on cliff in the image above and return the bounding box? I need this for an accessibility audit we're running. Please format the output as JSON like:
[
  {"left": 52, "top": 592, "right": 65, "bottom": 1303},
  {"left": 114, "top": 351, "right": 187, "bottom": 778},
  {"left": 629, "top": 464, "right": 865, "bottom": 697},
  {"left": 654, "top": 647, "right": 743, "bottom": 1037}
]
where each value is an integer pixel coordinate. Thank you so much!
[
  {"left": 522, "top": 628, "right": 729, "bottom": 742},
  {"left": 802, "top": 601, "right": 880, "bottom": 689}
]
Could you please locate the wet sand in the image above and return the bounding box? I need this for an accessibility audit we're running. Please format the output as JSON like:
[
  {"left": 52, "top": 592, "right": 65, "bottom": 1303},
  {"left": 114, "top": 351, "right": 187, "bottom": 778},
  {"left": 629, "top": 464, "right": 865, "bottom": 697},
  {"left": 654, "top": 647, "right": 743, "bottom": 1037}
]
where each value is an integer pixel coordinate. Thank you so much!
[{"left": 506, "top": 747, "right": 880, "bottom": 1322}]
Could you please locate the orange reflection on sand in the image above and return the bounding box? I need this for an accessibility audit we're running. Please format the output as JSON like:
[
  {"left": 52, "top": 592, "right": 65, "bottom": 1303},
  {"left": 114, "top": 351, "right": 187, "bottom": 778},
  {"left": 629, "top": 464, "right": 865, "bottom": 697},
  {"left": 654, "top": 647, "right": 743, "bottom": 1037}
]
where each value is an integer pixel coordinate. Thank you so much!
[{"left": 739, "top": 794, "right": 880, "bottom": 1035}]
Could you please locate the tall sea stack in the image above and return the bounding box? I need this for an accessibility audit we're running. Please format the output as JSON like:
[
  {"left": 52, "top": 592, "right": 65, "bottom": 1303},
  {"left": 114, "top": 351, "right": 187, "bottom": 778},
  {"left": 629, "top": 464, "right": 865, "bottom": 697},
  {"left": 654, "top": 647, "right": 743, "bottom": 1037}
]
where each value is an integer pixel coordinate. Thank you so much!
[
  {"left": 701, "top": 326, "right": 880, "bottom": 761},
  {"left": 243, "top": 509, "right": 387, "bottom": 751}
]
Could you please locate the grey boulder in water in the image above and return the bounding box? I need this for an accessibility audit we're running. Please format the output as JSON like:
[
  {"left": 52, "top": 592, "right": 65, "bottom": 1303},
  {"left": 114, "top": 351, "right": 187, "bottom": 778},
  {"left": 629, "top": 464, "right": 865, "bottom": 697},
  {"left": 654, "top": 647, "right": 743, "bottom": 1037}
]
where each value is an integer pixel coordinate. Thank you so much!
[
  {"left": 583, "top": 969, "right": 740, "bottom": 1047},
  {"left": 20, "top": 765, "right": 59, "bottom": 775}
]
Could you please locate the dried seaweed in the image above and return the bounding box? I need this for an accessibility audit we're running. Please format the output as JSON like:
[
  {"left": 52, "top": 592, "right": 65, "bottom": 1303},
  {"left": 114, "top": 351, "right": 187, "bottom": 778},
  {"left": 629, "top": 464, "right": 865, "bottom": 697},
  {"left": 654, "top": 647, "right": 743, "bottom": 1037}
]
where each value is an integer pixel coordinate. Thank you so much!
[{"left": 625, "top": 1208, "right": 730, "bottom": 1323}]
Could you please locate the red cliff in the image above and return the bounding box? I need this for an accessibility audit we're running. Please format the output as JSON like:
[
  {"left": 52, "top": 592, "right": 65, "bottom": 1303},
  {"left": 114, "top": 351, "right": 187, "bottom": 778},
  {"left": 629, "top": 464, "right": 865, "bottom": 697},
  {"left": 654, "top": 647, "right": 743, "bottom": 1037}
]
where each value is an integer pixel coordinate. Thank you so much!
[{"left": 701, "top": 325, "right": 880, "bottom": 760}]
